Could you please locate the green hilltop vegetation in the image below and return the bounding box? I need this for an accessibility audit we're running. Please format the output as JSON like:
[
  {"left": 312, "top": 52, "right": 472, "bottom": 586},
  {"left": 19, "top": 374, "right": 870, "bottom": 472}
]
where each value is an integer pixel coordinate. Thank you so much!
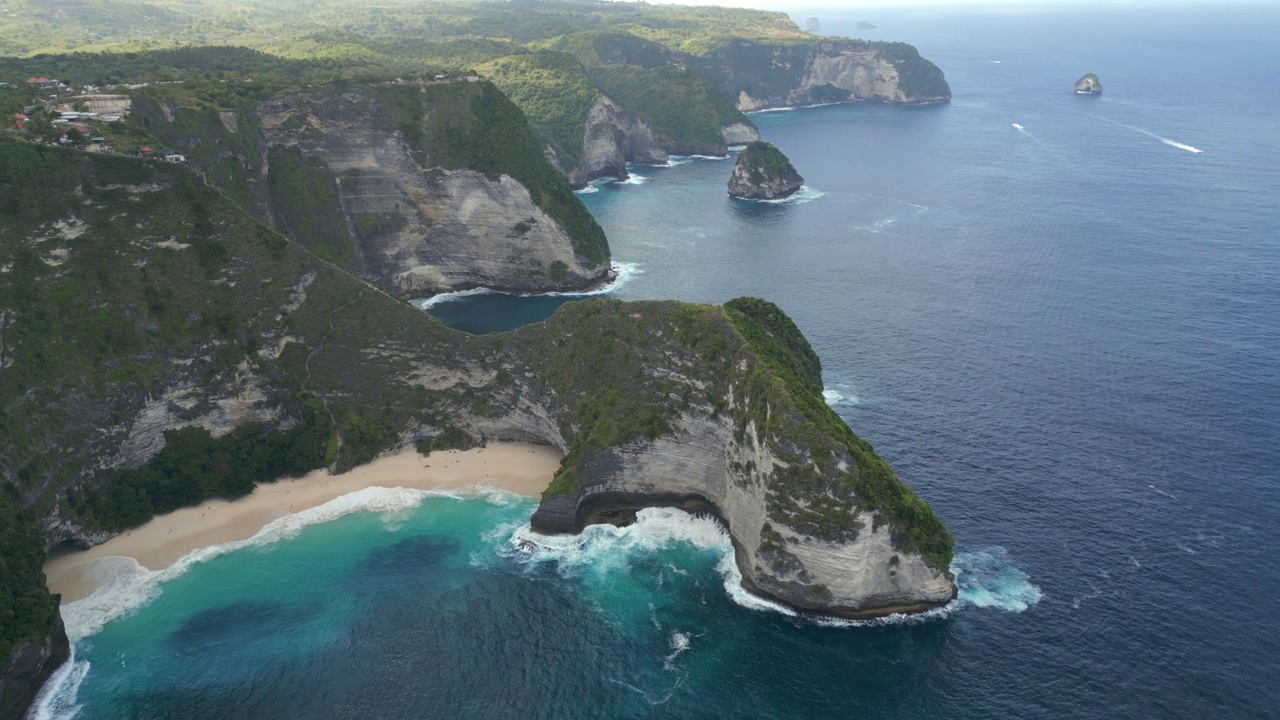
[
  {"left": 1, "top": 0, "right": 949, "bottom": 179},
  {"left": 736, "top": 140, "right": 803, "bottom": 187},
  {"left": 0, "top": 0, "right": 808, "bottom": 58},
  {"left": 64, "top": 67, "right": 608, "bottom": 272},
  {"left": 587, "top": 62, "right": 749, "bottom": 152},
  {"left": 477, "top": 52, "right": 601, "bottom": 173}
]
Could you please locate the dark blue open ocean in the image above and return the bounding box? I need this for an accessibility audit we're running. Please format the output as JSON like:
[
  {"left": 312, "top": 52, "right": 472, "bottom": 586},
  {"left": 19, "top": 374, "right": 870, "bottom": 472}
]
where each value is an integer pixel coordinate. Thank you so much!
[{"left": 36, "top": 5, "right": 1280, "bottom": 719}]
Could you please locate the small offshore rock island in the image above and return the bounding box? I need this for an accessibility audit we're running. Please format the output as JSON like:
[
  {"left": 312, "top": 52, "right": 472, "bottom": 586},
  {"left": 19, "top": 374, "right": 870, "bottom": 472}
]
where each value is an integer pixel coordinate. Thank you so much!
[
  {"left": 728, "top": 141, "right": 806, "bottom": 201},
  {"left": 1075, "top": 73, "right": 1103, "bottom": 94}
]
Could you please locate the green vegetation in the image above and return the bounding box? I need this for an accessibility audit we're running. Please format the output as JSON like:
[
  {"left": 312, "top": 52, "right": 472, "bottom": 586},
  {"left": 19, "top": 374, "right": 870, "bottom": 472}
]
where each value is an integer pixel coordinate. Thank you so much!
[
  {"left": 0, "top": 489, "right": 61, "bottom": 663},
  {"left": 735, "top": 141, "right": 802, "bottom": 189},
  {"left": 877, "top": 42, "right": 951, "bottom": 99},
  {"left": 69, "top": 413, "right": 331, "bottom": 532},
  {"left": 542, "top": 31, "right": 673, "bottom": 70},
  {"left": 587, "top": 63, "right": 752, "bottom": 153},
  {"left": 0, "top": 0, "right": 809, "bottom": 60},
  {"left": 267, "top": 145, "right": 353, "bottom": 265},
  {"left": 519, "top": 300, "right": 734, "bottom": 497},
  {"left": 372, "top": 80, "right": 607, "bottom": 267},
  {"left": 478, "top": 52, "right": 600, "bottom": 171},
  {"left": 724, "top": 298, "right": 952, "bottom": 569}
]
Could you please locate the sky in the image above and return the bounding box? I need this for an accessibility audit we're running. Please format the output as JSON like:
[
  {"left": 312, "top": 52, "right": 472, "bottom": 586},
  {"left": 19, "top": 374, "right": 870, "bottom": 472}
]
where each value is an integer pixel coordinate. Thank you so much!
[{"left": 615, "top": 0, "right": 1220, "bottom": 9}]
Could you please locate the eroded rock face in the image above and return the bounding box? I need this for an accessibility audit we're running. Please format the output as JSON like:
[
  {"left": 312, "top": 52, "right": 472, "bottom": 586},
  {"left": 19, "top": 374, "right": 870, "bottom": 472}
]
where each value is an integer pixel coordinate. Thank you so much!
[
  {"left": 529, "top": 411, "right": 955, "bottom": 617},
  {"left": 522, "top": 300, "right": 956, "bottom": 618},
  {"left": 568, "top": 95, "right": 668, "bottom": 187},
  {"left": 257, "top": 92, "right": 609, "bottom": 296},
  {"left": 1074, "top": 73, "right": 1103, "bottom": 94}
]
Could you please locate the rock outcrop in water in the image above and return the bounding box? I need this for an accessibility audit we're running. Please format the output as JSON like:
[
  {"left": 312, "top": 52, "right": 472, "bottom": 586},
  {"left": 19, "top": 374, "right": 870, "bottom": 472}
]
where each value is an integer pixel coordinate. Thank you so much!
[
  {"left": 1074, "top": 73, "right": 1103, "bottom": 94},
  {"left": 728, "top": 142, "right": 804, "bottom": 200}
]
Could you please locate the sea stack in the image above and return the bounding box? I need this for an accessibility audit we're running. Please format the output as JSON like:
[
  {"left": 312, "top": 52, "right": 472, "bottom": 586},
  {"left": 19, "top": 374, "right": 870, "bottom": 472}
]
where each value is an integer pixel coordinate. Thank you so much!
[
  {"left": 728, "top": 141, "right": 805, "bottom": 200},
  {"left": 1074, "top": 73, "right": 1103, "bottom": 94}
]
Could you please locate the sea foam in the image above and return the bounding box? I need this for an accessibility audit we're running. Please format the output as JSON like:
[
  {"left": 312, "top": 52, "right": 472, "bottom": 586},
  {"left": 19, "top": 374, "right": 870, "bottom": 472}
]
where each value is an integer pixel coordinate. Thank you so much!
[
  {"left": 410, "top": 261, "right": 644, "bottom": 311},
  {"left": 505, "top": 508, "right": 1040, "bottom": 627},
  {"left": 750, "top": 186, "right": 825, "bottom": 205}
]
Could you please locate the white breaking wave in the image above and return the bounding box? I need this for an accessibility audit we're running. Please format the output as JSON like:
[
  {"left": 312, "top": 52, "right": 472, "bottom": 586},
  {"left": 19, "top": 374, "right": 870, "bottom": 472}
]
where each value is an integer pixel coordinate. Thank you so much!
[
  {"left": 411, "top": 286, "right": 496, "bottom": 310},
  {"left": 750, "top": 186, "right": 825, "bottom": 205},
  {"left": 747, "top": 106, "right": 795, "bottom": 114},
  {"left": 618, "top": 173, "right": 648, "bottom": 185},
  {"left": 55, "top": 485, "right": 536, "bottom": 643},
  {"left": 823, "top": 387, "right": 861, "bottom": 407},
  {"left": 1098, "top": 116, "right": 1203, "bottom": 153},
  {"left": 505, "top": 508, "right": 1040, "bottom": 627},
  {"left": 573, "top": 183, "right": 600, "bottom": 194},
  {"left": 952, "top": 547, "right": 1043, "bottom": 612},
  {"left": 27, "top": 646, "right": 88, "bottom": 720},
  {"left": 664, "top": 631, "right": 692, "bottom": 668},
  {"left": 39, "top": 484, "right": 530, "bottom": 718},
  {"left": 410, "top": 262, "right": 644, "bottom": 311}
]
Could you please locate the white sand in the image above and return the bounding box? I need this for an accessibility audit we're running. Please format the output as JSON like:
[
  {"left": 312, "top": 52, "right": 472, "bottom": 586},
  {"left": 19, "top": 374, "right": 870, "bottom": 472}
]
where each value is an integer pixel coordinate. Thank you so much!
[{"left": 44, "top": 442, "right": 562, "bottom": 602}]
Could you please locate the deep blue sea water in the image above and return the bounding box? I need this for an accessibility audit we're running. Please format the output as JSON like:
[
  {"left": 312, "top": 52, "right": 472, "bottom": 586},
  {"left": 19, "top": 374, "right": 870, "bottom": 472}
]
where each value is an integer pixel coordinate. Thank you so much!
[{"left": 36, "top": 4, "right": 1280, "bottom": 718}]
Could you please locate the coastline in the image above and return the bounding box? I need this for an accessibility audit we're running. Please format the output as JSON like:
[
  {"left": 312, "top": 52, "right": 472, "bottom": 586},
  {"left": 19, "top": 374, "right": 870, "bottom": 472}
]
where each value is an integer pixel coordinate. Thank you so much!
[{"left": 43, "top": 442, "right": 563, "bottom": 603}]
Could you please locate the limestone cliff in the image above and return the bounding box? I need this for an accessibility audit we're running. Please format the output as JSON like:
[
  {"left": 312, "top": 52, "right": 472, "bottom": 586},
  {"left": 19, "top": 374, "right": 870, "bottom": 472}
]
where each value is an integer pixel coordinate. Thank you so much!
[
  {"left": 728, "top": 141, "right": 805, "bottom": 201},
  {"left": 132, "top": 80, "right": 611, "bottom": 298},
  {"left": 519, "top": 298, "right": 955, "bottom": 618},
  {"left": 567, "top": 95, "right": 668, "bottom": 187},
  {"left": 694, "top": 39, "right": 951, "bottom": 111}
]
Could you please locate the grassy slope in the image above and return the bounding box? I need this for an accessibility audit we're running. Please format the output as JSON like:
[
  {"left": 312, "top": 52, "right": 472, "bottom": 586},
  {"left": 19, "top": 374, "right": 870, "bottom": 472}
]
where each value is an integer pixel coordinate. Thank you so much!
[{"left": 476, "top": 52, "right": 600, "bottom": 173}]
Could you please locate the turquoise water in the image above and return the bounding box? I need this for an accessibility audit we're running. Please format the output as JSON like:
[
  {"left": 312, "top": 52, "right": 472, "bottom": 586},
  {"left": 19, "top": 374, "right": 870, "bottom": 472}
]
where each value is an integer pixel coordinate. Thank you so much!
[
  {"left": 37, "top": 489, "right": 1038, "bottom": 719},
  {"left": 36, "top": 4, "right": 1280, "bottom": 718}
]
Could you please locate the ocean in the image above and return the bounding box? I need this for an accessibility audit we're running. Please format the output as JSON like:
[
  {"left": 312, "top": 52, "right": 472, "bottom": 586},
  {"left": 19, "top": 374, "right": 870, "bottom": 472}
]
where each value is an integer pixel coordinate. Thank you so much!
[{"left": 35, "top": 4, "right": 1280, "bottom": 718}]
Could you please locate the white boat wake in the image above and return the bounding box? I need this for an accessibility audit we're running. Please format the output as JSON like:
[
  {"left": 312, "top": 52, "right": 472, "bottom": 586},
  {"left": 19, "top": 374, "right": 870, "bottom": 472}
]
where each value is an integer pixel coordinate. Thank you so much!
[{"left": 1099, "top": 117, "right": 1203, "bottom": 153}]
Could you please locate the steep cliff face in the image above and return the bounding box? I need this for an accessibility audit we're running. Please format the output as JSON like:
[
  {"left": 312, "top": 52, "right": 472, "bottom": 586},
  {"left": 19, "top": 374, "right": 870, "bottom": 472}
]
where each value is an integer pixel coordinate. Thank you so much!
[
  {"left": 515, "top": 299, "right": 955, "bottom": 617},
  {"left": 694, "top": 39, "right": 951, "bottom": 111},
  {"left": 728, "top": 141, "right": 804, "bottom": 200},
  {"left": 0, "top": 615, "right": 69, "bottom": 720},
  {"left": 257, "top": 90, "right": 607, "bottom": 295},
  {"left": 568, "top": 95, "right": 668, "bottom": 187},
  {"left": 133, "top": 80, "right": 611, "bottom": 297}
]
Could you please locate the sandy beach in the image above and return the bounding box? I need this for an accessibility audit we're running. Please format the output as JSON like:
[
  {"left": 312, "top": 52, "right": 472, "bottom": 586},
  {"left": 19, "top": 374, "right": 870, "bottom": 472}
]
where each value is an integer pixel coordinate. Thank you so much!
[{"left": 44, "top": 442, "right": 562, "bottom": 602}]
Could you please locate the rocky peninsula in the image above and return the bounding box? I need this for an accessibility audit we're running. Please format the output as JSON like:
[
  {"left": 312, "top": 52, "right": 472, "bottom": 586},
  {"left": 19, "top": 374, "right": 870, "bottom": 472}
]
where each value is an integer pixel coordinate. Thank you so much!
[{"left": 728, "top": 141, "right": 805, "bottom": 200}]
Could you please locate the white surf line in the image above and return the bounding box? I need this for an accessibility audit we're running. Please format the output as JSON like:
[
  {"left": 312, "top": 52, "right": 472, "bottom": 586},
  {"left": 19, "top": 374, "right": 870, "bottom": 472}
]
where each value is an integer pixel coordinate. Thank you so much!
[{"left": 1098, "top": 116, "right": 1203, "bottom": 153}]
